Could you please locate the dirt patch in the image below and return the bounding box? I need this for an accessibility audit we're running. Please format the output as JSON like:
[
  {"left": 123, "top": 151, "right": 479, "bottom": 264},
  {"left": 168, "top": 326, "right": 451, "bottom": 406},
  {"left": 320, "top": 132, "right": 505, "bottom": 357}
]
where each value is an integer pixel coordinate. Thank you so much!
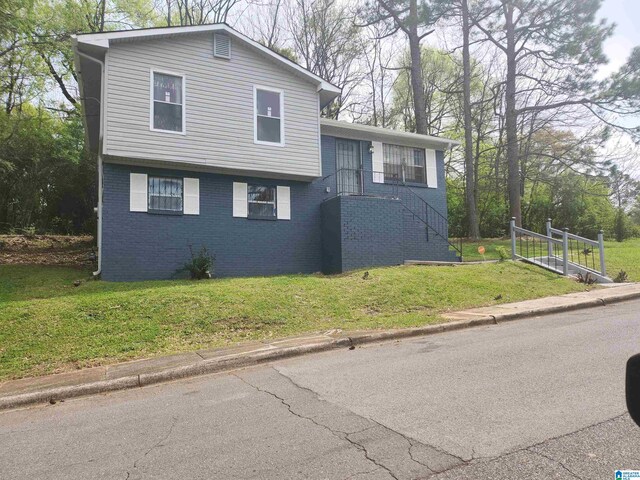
[{"left": 0, "top": 235, "right": 95, "bottom": 267}]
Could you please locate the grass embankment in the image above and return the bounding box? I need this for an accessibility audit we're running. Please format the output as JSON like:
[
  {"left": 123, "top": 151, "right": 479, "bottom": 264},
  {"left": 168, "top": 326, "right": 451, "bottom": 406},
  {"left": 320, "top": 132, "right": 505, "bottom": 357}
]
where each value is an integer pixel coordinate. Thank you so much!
[
  {"left": 461, "top": 238, "right": 640, "bottom": 281},
  {"left": 0, "top": 262, "right": 592, "bottom": 381}
]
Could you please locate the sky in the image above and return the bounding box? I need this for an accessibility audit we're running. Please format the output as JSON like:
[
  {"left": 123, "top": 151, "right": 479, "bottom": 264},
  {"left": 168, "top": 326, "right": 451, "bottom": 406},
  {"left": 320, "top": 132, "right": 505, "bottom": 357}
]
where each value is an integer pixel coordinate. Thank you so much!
[
  {"left": 597, "top": 0, "right": 639, "bottom": 160},
  {"left": 598, "top": 0, "right": 639, "bottom": 77}
]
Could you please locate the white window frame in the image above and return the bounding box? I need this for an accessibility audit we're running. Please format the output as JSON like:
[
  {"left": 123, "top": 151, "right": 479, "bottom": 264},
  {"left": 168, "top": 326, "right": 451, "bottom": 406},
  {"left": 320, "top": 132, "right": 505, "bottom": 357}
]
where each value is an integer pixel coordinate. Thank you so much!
[
  {"left": 382, "top": 143, "right": 427, "bottom": 185},
  {"left": 148, "top": 175, "right": 184, "bottom": 213},
  {"left": 247, "top": 184, "right": 277, "bottom": 219},
  {"left": 150, "top": 69, "right": 186, "bottom": 135},
  {"left": 253, "top": 85, "right": 285, "bottom": 147}
]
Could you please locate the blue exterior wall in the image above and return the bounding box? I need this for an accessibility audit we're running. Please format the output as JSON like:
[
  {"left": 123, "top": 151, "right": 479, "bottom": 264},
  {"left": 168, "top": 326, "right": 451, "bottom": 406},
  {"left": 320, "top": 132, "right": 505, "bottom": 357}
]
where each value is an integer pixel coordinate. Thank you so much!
[
  {"left": 101, "top": 134, "right": 454, "bottom": 281},
  {"left": 320, "top": 135, "right": 457, "bottom": 264},
  {"left": 320, "top": 196, "right": 342, "bottom": 274},
  {"left": 321, "top": 195, "right": 404, "bottom": 273}
]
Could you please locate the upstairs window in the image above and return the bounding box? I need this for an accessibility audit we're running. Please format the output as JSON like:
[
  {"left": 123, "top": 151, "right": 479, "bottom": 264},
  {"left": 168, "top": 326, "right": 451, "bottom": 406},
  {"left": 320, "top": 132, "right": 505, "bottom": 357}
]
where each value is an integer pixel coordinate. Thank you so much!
[
  {"left": 151, "top": 71, "right": 185, "bottom": 134},
  {"left": 247, "top": 185, "right": 276, "bottom": 219},
  {"left": 148, "top": 176, "right": 183, "bottom": 212},
  {"left": 383, "top": 144, "right": 426, "bottom": 184},
  {"left": 254, "top": 87, "right": 284, "bottom": 145}
]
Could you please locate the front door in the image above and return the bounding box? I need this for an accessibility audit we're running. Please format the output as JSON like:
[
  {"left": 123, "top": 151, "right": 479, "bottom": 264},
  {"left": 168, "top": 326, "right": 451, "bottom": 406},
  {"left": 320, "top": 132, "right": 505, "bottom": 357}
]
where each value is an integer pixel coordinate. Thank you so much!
[{"left": 335, "top": 139, "right": 362, "bottom": 195}]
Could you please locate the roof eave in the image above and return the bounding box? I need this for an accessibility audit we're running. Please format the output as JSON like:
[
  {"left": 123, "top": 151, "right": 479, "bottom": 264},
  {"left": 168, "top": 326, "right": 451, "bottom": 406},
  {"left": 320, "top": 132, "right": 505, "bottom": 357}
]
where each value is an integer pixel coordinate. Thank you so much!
[
  {"left": 72, "top": 25, "right": 341, "bottom": 95},
  {"left": 320, "top": 119, "right": 461, "bottom": 149}
]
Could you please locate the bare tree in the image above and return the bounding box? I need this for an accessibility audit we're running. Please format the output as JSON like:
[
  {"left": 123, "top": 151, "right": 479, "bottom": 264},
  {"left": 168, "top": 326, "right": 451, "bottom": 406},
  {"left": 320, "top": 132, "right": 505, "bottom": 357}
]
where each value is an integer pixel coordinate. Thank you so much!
[
  {"left": 287, "top": 0, "right": 364, "bottom": 118},
  {"left": 346, "top": 23, "right": 400, "bottom": 127},
  {"left": 358, "top": 0, "right": 449, "bottom": 135},
  {"left": 169, "top": 0, "right": 240, "bottom": 25}
]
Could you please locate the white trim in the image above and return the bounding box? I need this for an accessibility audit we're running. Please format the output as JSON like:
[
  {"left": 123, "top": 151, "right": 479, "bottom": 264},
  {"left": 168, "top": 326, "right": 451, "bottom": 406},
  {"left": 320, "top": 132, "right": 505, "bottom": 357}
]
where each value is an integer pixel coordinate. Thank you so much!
[
  {"left": 371, "top": 141, "right": 384, "bottom": 183},
  {"left": 150, "top": 69, "right": 186, "bottom": 135},
  {"left": 233, "top": 182, "right": 248, "bottom": 217},
  {"left": 73, "top": 24, "right": 341, "bottom": 98},
  {"left": 317, "top": 96, "right": 322, "bottom": 177},
  {"left": 103, "top": 49, "right": 108, "bottom": 155},
  {"left": 183, "top": 177, "right": 200, "bottom": 215},
  {"left": 425, "top": 149, "right": 438, "bottom": 188},
  {"left": 253, "top": 85, "right": 285, "bottom": 147},
  {"left": 75, "top": 49, "right": 105, "bottom": 276},
  {"left": 130, "top": 173, "right": 148, "bottom": 212},
  {"left": 276, "top": 186, "right": 291, "bottom": 220},
  {"left": 320, "top": 118, "right": 460, "bottom": 150}
]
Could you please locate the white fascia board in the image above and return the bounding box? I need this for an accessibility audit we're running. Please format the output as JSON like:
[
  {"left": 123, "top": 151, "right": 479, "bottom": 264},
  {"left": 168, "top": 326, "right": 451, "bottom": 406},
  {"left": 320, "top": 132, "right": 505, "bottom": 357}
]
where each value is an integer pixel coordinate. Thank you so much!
[
  {"left": 72, "top": 25, "right": 341, "bottom": 97},
  {"left": 320, "top": 118, "right": 461, "bottom": 150}
]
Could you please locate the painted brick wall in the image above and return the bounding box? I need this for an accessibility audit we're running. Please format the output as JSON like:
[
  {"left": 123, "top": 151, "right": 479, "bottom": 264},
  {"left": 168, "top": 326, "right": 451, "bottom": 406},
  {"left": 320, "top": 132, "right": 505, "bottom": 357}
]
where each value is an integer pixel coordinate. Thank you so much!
[
  {"left": 320, "top": 196, "right": 342, "bottom": 274},
  {"left": 321, "top": 135, "right": 457, "bottom": 263},
  {"left": 101, "top": 163, "right": 331, "bottom": 281},
  {"left": 101, "top": 134, "right": 454, "bottom": 281},
  {"left": 337, "top": 196, "right": 404, "bottom": 272}
]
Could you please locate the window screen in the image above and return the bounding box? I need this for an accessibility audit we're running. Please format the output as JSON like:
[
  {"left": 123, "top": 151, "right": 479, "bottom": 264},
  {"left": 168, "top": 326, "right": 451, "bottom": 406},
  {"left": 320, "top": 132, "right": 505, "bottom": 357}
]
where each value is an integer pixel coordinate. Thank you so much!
[{"left": 153, "top": 73, "right": 183, "bottom": 132}]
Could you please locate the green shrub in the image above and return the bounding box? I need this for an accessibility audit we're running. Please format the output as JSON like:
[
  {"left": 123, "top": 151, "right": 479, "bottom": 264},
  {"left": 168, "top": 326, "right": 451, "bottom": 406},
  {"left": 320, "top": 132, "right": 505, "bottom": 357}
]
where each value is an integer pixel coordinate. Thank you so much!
[
  {"left": 614, "top": 270, "right": 629, "bottom": 283},
  {"left": 495, "top": 246, "right": 510, "bottom": 261},
  {"left": 183, "top": 246, "right": 215, "bottom": 280}
]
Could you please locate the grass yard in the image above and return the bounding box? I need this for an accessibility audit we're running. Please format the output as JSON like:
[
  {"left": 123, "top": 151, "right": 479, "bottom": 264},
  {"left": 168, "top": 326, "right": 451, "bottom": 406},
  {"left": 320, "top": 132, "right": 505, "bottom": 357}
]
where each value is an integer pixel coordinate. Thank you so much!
[
  {"left": 0, "top": 262, "right": 594, "bottom": 381},
  {"left": 460, "top": 238, "right": 640, "bottom": 282}
]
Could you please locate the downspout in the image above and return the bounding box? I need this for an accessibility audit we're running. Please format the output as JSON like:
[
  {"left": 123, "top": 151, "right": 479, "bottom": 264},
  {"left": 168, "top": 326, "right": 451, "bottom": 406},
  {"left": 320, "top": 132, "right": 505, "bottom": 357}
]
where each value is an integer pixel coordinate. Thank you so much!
[{"left": 77, "top": 50, "right": 105, "bottom": 277}]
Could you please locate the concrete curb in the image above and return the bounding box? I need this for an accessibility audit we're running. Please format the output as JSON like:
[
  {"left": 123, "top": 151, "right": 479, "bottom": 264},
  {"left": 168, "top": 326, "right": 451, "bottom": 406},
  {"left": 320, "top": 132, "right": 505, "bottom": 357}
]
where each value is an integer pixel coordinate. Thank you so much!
[{"left": 2, "top": 287, "right": 639, "bottom": 412}]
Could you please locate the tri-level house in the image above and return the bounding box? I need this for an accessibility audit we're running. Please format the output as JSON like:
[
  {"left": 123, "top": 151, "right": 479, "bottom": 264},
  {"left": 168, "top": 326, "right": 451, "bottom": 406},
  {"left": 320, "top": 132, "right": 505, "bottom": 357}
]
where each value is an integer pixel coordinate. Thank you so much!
[{"left": 72, "top": 24, "right": 461, "bottom": 281}]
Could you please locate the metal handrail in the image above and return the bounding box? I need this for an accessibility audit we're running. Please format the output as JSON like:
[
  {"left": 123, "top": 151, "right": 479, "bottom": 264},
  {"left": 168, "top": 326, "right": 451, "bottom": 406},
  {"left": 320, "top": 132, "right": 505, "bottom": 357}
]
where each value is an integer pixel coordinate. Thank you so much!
[
  {"left": 513, "top": 226, "right": 563, "bottom": 244},
  {"left": 549, "top": 226, "right": 599, "bottom": 247},
  {"left": 322, "top": 168, "right": 462, "bottom": 259},
  {"left": 395, "top": 183, "right": 463, "bottom": 258},
  {"left": 510, "top": 218, "right": 607, "bottom": 280},
  {"left": 322, "top": 168, "right": 399, "bottom": 198}
]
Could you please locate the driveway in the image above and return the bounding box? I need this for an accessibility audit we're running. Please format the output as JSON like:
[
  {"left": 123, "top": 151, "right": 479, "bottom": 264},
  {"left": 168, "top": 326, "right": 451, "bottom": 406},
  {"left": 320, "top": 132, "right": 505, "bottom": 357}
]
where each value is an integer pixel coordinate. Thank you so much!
[{"left": 1, "top": 300, "right": 639, "bottom": 479}]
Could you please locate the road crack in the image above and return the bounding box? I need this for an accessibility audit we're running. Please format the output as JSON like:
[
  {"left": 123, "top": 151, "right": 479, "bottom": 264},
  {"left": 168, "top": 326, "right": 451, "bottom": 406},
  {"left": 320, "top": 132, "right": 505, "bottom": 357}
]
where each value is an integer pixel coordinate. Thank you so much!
[
  {"left": 528, "top": 449, "right": 583, "bottom": 479},
  {"left": 234, "top": 372, "right": 402, "bottom": 479},
  {"left": 124, "top": 415, "right": 178, "bottom": 479},
  {"left": 276, "top": 367, "right": 467, "bottom": 468}
]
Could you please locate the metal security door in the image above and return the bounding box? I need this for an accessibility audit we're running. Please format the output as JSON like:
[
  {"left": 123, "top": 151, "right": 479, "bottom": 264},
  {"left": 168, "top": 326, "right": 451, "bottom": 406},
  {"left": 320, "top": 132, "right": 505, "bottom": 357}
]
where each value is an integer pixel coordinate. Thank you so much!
[{"left": 336, "top": 139, "right": 362, "bottom": 195}]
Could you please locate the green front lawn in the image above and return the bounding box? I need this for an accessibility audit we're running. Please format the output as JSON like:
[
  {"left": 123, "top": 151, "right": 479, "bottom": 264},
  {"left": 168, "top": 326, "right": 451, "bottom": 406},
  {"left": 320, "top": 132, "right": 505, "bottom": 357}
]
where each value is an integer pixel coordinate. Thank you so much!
[
  {"left": 460, "top": 238, "right": 640, "bottom": 282},
  {"left": 0, "top": 262, "right": 593, "bottom": 381}
]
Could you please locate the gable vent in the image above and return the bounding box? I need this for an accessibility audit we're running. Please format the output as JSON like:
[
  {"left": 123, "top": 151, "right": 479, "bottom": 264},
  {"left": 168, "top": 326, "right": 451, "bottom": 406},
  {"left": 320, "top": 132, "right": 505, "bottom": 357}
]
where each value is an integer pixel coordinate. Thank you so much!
[{"left": 214, "top": 33, "right": 231, "bottom": 59}]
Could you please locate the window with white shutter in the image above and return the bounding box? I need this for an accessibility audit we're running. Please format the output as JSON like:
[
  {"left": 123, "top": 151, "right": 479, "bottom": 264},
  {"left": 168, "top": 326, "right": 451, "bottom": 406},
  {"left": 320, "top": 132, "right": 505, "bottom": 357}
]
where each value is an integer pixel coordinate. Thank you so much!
[
  {"left": 425, "top": 149, "right": 438, "bottom": 188},
  {"left": 371, "top": 141, "right": 384, "bottom": 183},
  {"left": 382, "top": 144, "right": 427, "bottom": 184},
  {"left": 183, "top": 178, "right": 200, "bottom": 215},
  {"left": 276, "top": 186, "right": 290, "bottom": 220},
  {"left": 148, "top": 176, "right": 183, "bottom": 212},
  {"left": 233, "top": 182, "right": 248, "bottom": 218},
  {"left": 130, "top": 173, "right": 148, "bottom": 212}
]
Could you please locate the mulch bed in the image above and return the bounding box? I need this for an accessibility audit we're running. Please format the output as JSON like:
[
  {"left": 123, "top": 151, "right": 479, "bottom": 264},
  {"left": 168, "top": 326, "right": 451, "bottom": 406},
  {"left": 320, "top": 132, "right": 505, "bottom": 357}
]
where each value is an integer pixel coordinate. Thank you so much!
[{"left": 0, "top": 235, "right": 96, "bottom": 267}]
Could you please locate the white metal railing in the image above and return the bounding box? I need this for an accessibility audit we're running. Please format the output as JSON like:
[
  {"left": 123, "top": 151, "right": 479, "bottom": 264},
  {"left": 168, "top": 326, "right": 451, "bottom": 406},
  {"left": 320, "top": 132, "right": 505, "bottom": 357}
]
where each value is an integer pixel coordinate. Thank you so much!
[{"left": 510, "top": 218, "right": 607, "bottom": 279}]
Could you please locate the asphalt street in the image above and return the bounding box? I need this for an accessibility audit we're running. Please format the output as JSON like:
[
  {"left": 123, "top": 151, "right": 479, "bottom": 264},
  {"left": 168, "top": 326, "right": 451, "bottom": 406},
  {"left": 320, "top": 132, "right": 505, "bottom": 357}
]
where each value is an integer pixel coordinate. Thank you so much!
[{"left": 1, "top": 299, "right": 640, "bottom": 479}]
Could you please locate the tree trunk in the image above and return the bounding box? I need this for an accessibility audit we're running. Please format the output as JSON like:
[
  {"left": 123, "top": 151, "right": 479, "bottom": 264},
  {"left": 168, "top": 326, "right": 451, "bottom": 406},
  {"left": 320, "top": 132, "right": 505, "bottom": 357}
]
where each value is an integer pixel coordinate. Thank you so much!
[
  {"left": 408, "top": 0, "right": 428, "bottom": 135},
  {"left": 461, "top": 0, "right": 480, "bottom": 239},
  {"left": 503, "top": 2, "right": 521, "bottom": 226}
]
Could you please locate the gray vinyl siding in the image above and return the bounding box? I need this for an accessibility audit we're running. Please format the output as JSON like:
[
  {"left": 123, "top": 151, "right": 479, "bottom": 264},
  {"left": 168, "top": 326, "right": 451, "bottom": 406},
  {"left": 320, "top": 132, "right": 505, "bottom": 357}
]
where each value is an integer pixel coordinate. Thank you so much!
[{"left": 104, "top": 33, "right": 321, "bottom": 178}]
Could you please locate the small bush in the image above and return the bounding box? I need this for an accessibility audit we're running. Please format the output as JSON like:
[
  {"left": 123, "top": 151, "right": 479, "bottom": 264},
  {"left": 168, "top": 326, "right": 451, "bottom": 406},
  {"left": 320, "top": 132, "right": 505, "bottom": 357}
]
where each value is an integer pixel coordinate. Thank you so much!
[
  {"left": 183, "top": 246, "right": 215, "bottom": 280},
  {"left": 21, "top": 226, "right": 37, "bottom": 239},
  {"left": 614, "top": 270, "right": 629, "bottom": 283},
  {"left": 576, "top": 272, "right": 596, "bottom": 285},
  {"left": 495, "top": 246, "right": 510, "bottom": 261}
]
